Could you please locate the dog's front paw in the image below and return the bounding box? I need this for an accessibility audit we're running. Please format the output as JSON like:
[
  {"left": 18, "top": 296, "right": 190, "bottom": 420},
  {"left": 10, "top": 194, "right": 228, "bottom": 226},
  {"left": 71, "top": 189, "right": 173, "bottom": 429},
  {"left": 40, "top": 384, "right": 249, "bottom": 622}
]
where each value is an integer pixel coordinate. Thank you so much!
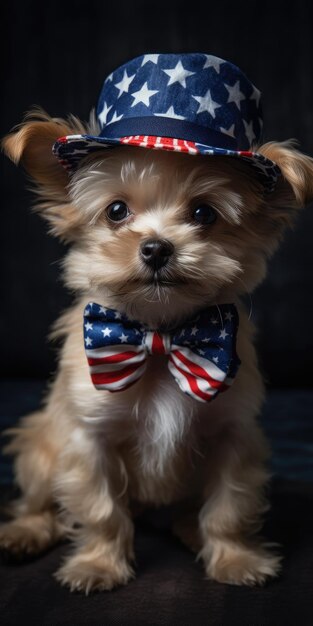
[
  {"left": 0, "top": 513, "right": 61, "bottom": 558},
  {"left": 55, "top": 553, "right": 135, "bottom": 594},
  {"left": 200, "top": 540, "right": 281, "bottom": 586}
]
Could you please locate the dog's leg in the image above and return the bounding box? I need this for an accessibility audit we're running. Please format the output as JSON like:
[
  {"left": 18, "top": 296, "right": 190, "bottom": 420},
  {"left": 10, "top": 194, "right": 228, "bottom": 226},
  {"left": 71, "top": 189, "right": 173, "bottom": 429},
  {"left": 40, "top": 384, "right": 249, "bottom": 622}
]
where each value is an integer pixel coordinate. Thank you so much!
[
  {"left": 0, "top": 509, "right": 65, "bottom": 557},
  {"left": 53, "top": 436, "right": 134, "bottom": 593},
  {"left": 197, "top": 422, "right": 281, "bottom": 586},
  {"left": 0, "top": 410, "right": 66, "bottom": 556}
]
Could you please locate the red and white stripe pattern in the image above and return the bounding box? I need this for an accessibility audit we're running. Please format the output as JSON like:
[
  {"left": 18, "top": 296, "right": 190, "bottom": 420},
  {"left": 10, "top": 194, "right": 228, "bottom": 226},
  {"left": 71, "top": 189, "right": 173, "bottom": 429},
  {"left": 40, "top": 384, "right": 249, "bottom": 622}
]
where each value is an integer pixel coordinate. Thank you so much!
[
  {"left": 120, "top": 135, "right": 198, "bottom": 154},
  {"left": 86, "top": 344, "right": 146, "bottom": 391},
  {"left": 168, "top": 345, "right": 231, "bottom": 402},
  {"left": 84, "top": 304, "right": 241, "bottom": 402}
]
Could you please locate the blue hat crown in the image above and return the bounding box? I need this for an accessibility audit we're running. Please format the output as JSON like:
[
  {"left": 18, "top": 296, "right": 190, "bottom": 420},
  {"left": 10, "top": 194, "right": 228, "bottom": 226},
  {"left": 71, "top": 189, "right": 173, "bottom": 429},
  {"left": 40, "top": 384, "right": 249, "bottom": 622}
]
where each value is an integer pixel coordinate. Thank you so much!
[
  {"left": 53, "top": 52, "right": 280, "bottom": 193},
  {"left": 96, "top": 53, "right": 262, "bottom": 151}
]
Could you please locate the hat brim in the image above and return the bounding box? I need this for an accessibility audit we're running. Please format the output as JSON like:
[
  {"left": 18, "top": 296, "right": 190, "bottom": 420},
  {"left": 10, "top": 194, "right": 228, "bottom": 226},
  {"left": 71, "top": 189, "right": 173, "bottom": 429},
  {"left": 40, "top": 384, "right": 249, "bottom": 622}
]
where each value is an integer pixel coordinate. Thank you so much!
[{"left": 53, "top": 134, "right": 280, "bottom": 193}]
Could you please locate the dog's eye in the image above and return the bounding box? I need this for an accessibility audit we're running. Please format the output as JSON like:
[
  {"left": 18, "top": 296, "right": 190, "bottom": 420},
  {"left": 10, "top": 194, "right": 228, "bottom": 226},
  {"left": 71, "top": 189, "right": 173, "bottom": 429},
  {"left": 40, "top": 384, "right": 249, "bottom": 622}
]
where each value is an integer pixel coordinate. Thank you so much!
[
  {"left": 192, "top": 204, "right": 217, "bottom": 225},
  {"left": 106, "top": 201, "right": 130, "bottom": 222}
]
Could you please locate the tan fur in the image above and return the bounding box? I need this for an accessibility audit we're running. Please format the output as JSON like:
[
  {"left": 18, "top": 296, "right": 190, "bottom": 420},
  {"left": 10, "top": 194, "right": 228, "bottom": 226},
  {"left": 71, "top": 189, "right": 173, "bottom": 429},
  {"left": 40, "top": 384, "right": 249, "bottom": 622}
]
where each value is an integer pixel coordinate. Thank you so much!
[{"left": 1, "top": 112, "right": 313, "bottom": 592}]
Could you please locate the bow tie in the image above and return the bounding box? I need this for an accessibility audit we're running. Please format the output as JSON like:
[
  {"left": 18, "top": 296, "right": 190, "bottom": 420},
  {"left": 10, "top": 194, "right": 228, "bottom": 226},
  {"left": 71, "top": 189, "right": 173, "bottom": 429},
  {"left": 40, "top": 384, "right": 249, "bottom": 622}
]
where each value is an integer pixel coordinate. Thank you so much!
[{"left": 83, "top": 303, "right": 241, "bottom": 403}]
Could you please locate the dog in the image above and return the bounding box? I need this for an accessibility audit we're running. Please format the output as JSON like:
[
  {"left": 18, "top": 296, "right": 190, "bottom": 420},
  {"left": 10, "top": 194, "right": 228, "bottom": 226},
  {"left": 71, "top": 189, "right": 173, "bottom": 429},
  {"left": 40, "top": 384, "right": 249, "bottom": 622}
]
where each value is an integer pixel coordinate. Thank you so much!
[{"left": 1, "top": 53, "right": 313, "bottom": 593}]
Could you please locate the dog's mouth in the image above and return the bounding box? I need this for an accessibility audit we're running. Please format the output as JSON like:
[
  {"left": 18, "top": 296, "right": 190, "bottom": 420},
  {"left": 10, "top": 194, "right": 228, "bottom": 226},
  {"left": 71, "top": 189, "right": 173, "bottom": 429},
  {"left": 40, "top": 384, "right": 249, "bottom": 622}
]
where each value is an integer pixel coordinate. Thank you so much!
[
  {"left": 113, "top": 272, "right": 191, "bottom": 301},
  {"left": 139, "top": 273, "right": 188, "bottom": 287}
]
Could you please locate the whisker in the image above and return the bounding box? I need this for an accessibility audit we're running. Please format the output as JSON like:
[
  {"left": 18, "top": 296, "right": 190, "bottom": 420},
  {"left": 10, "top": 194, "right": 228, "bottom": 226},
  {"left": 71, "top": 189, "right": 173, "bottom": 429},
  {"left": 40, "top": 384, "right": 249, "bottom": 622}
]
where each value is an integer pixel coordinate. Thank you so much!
[
  {"left": 215, "top": 304, "right": 224, "bottom": 329},
  {"left": 236, "top": 276, "right": 253, "bottom": 320}
]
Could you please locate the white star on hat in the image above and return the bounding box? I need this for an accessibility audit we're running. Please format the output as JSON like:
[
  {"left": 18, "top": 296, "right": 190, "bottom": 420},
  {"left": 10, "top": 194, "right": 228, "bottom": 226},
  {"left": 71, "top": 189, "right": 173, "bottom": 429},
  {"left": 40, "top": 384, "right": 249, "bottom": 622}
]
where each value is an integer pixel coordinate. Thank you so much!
[
  {"left": 220, "top": 123, "right": 235, "bottom": 138},
  {"left": 131, "top": 82, "right": 158, "bottom": 107},
  {"left": 154, "top": 106, "right": 185, "bottom": 120},
  {"left": 98, "top": 102, "right": 112, "bottom": 126},
  {"left": 114, "top": 70, "right": 136, "bottom": 98},
  {"left": 163, "top": 60, "right": 194, "bottom": 88},
  {"left": 193, "top": 89, "right": 221, "bottom": 117},
  {"left": 243, "top": 119, "right": 256, "bottom": 145},
  {"left": 141, "top": 54, "right": 159, "bottom": 66},
  {"left": 225, "top": 81, "right": 246, "bottom": 110},
  {"left": 203, "top": 55, "right": 225, "bottom": 74},
  {"left": 250, "top": 86, "right": 261, "bottom": 106},
  {"left": 106, "top": 110, "right": 124, "bottom": 126}
]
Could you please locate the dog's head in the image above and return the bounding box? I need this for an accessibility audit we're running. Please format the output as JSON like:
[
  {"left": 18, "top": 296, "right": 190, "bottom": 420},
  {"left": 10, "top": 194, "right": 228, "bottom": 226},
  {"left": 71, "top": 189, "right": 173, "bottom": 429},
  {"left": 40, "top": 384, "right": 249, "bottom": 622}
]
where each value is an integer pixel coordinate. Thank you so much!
[{"left": 3, "top": 111, "right": 313, "bottom": 325}]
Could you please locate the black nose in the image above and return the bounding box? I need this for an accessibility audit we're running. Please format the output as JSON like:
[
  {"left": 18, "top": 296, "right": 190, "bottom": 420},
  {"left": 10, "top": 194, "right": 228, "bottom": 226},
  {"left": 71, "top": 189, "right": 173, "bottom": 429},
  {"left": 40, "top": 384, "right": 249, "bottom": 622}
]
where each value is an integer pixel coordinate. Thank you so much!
[{"left": 140, "top": 239, "right": 174, "bottom": 270}]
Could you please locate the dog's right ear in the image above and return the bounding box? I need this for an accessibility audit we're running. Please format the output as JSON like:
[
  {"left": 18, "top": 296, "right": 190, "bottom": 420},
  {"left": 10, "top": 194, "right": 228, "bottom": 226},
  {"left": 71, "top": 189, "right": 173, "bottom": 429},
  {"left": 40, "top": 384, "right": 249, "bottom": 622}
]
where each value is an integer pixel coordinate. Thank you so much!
[
  {"left": 2, "top": 109, "right": 93, "bottom": 240},
  {"left": 2, "top": 109, "right": 84, "bottom": 196}
]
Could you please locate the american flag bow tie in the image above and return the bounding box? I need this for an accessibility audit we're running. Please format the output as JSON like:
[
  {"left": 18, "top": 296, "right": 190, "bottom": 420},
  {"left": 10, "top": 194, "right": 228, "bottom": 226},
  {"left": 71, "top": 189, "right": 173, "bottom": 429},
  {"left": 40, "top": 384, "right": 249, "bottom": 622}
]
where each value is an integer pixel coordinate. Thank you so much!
[{"left": 84, "top": 303, "right": 241, "bottom": 402}]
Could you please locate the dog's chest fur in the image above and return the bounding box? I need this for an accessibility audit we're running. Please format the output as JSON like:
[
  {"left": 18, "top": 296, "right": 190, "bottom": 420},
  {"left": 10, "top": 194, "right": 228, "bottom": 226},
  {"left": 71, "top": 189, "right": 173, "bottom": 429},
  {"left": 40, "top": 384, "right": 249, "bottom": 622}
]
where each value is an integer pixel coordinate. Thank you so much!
[
  {"left": 62, "top": 303, "right": 260, "bottom": 506},
  {"left": 78, "top": 357, "right": 230, "bottom": 505}
]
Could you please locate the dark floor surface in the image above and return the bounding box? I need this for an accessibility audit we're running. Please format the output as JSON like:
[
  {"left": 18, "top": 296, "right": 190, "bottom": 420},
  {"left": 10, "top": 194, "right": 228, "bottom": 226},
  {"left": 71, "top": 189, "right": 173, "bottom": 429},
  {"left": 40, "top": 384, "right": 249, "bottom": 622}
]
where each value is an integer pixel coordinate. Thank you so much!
[{"left": 1, "top": 380, "right": 313, "bottom": 625}]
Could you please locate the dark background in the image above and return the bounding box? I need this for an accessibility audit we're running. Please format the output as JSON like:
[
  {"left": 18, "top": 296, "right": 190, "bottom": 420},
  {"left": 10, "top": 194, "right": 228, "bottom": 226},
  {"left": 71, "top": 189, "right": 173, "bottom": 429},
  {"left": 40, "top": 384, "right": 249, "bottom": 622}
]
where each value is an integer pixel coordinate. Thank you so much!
[
  {"left": 1, "top": 4, "right": 313, "bottom": 621},
  {"left": 1, "top": 0, "right": 313, "bottom": 386}
]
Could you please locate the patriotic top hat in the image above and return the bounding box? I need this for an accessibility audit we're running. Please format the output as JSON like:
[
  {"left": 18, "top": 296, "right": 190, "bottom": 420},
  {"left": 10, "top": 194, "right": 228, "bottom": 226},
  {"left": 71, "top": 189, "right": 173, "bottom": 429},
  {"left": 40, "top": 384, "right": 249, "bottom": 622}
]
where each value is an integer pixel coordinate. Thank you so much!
[{"left": 53, "top": 53, "right": 280, "bottom": 192}]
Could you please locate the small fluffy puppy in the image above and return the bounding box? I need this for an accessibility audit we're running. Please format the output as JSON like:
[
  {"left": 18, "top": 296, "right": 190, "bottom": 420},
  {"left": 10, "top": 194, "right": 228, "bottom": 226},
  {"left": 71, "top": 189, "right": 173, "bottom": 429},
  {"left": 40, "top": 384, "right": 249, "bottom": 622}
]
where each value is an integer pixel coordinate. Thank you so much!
[{"left": 1, "top": 53, "right": 313, "bottom": 593}]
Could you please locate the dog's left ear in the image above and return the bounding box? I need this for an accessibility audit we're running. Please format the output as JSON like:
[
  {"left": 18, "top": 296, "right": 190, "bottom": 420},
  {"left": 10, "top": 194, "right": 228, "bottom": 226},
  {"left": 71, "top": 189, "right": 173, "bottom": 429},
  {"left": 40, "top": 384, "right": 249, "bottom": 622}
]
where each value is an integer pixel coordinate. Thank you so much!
[{"left": 259, "top": 140, "right": 313, "bottom": 208}]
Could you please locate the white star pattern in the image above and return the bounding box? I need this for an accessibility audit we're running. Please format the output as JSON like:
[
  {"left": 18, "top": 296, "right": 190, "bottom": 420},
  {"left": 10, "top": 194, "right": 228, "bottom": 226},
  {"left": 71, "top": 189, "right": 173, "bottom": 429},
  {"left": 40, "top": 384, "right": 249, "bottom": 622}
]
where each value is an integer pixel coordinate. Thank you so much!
[
  {"left": 203, "top": 55, "right": 225, "bottom": 74},
  {"left": 225, "top": 81, "right": 246, "bottom": 110},
  {"left": 250, "top": 86, "right": 261, "bottom": 106},
  {"left": 106, "top": 111, "right": 124, "bottom": 126},
  {"left": 98, "top": 102, "right": 112, "bottom": 126},
  {"left": 131, "top": 82, "right": 158, "bottom": 107},
  {"left": 56, "top": 50, "right": 279, "bottom": 192},
  {"left": 243, "top": 119, "right": 256, "bottom": 145},
  {"left": 219, "top": 328, "right": 229, "bottom": 340},
  {"left": 154, "top": 105, "right": 185, "bottom": 120},
  {"left": 162, "top": 61, "right": 194, "bottom": 88},
  {"left": 210, "top": 317, "right": 219, "bottom": 325},
  {"left": 83, "top": 302, "right": 241, "bottom": 397},
  {"left": 220, "top": 123, "right": 235, "bottom": 138},
  {"left": 114, "top": 70, "right": 136, "bottom": 98},
  {"left": 99, "top": 306, "right": 107, "bottom": 314},
  {"left": 101, "top": 327, "right": 112, "bottom": 337},
  {"left": 192, "top": 89, "right": 221, "bottom": 117},
  {"left": 141, "top": 54, "right": 159, "bottom": 66}
]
